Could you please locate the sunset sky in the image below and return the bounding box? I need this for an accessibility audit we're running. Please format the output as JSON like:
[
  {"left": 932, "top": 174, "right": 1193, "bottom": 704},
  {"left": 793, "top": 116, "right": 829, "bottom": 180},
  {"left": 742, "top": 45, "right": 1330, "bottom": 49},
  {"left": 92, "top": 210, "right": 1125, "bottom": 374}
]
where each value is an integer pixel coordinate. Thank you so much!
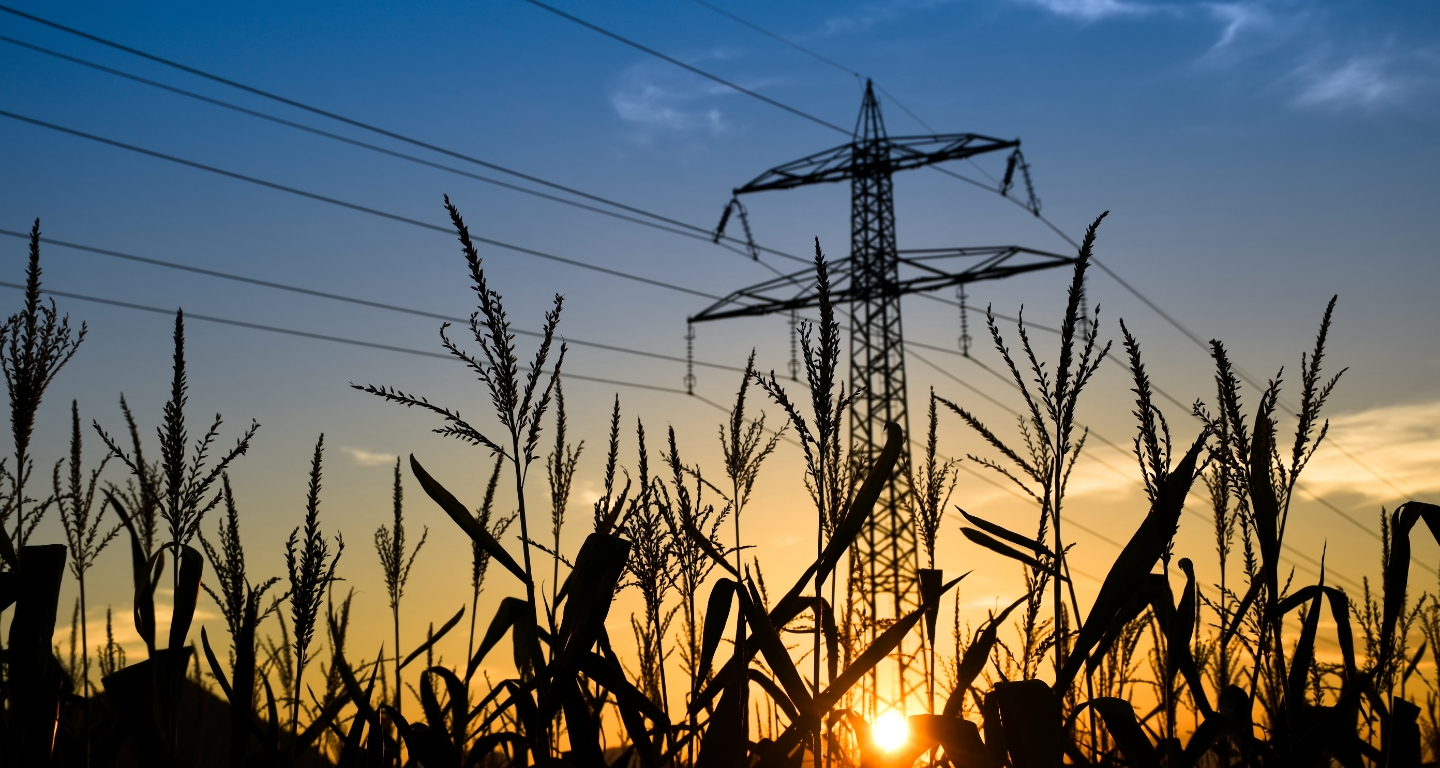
[{"left": 2, "top": 0, "right": 1438, "bottom": 689}]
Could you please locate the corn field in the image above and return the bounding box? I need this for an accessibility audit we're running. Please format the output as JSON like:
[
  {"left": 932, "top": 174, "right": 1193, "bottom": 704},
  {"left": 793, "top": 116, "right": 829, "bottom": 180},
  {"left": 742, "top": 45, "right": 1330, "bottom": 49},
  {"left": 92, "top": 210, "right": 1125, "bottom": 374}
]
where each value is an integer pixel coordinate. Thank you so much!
[{"left": 2, "top": 207, "right": 1438, "bottom": 768}]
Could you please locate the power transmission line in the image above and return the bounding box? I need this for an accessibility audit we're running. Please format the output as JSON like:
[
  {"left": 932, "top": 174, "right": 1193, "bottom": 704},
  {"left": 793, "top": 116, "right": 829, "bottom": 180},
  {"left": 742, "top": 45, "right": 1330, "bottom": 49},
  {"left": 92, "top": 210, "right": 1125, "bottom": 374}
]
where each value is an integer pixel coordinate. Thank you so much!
[
  {"left": 529, "top": 1, "right": 1016, "bottom": 199},
  {"left": 1007, "top": 206, "right": 1430, "bottom": 507},
  {"left": 7, "top": 1, "right": 1422, "bottom": 517},
  {"left": 911, "top": 334, "right": 1436, "bottom": 580},
  {"left": 686, "top": 0, "right": 942, "bottom": 136},
  {"left": 0, "top": 7, "right": 809, "bottom": 266},
  {"left": 521, "top": 0, "right": 850, "bottom": 135},
  {"left": 0, "top": 228, "right": 756, "bottom": 377},
  {"left": 0, "top": 280, "right": 694, "bottom": 396},
  {"left": 907, "top": 345, "right": 1368, "bottom": 590},
  {"left": 0, "top": 109, "right": 724, "bottom": 301},
  {"left": 9, "top": 104, "right": 1416, "bottom": 572}
]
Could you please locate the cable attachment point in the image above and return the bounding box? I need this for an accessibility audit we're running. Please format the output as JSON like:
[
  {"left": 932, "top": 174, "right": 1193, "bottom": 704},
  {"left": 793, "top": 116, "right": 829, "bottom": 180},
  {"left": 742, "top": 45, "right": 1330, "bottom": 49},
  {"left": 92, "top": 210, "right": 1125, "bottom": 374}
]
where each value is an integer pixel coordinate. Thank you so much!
[{"left": 684, "top": 322, "right": 697, "bottom": 395}]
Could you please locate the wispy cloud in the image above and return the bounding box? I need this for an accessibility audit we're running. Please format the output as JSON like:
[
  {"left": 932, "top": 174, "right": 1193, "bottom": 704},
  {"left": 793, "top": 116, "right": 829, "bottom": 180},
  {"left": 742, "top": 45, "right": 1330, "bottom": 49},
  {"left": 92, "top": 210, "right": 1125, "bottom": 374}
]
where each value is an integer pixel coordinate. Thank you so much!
[
  {"left": 808, "top": 0, "right": 958, "bottom": 39},
  {"left": 1300, "top": 399, "right": 1440, "bottom": 504},
  {"left": 342, "top": 446, "right": 397, "bottom": 467},
  {"left": 1293, "top": 56, "right": 1403, "bottom": 109},
  {"left": 1012, "top": 0, "right": 1150, "bottom": 21},
  {"left": 1008, "top": 0, "right": 1436, "bottom": 111},
  {"left": 609, "top": 59, "right": 758, "bottom": 138},
  {"left": 1204, "top": 2, "right": 1272, "bottom": 50}
]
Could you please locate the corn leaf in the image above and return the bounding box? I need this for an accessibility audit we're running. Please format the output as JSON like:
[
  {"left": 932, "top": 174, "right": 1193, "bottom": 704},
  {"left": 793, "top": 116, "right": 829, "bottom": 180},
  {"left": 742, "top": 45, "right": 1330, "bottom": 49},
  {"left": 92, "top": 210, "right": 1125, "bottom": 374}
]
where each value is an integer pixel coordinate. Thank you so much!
[
  {"left": 943, "top": 594, "right": 1028, "bottom": 717},
  {"left": 1089, "top": 697, "right": 1159, "bottom": 768},
  {"left": 816, "top": 421, "right": 903, "bottom": 585},
  {"left": 401, "top": 605, "right": 465, "bottom": 670},
  {"left": 737, "top": 580, "right": 814, "bottom": 716},
  {"left": 991, "top": 680, "right": 1062, "bottom": 768},
  {"left": 109, "top": 495, "right": 158, "bottom": 654},
  {"left": 1057, "top": 428, "right": 1207, "bottom": 691},
  {"left": 10, "top": 545, "right": 68, "bottom": 765},
  {"left": 166, "top": 544, "right": 204, "bottom": 651},
  {"left": 958, "top": 508, "right": 1055, "bottom": 557},
  {"left": 1287, "top": 581, "right": 1324, "bottom": 710},
  {"left": 559, "top": 677, "right": 606, "bottom": 768},
  {"left": 748, "top": 668, "right": 801, "bottom": 724},
  {"left": 697, "top": 578, "right": 736, "bottom": 684},
  {"left": 960, "top": 527, "right": 1064, "bottom": 579},
  {"left": 411, "top": 454, "right": 529, "bottom": 585},
  {"left": 548, "top": 532, "right": 630, "bottom": 692},
  {"left": 1248, "top": 412, "right": 1281, "bottom": 599},
  {"left": 695, "top": 644, "right": 748, "bottom": 768},
  {"left": 468, "top": 597, "right": 528, "bottom": 680}
]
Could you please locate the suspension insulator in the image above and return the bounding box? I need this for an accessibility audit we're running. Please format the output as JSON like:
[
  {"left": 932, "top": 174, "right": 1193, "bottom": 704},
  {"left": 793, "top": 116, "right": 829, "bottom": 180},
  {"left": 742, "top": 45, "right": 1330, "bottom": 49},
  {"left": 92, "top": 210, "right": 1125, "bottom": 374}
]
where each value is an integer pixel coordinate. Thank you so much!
[
  {"left": 713, "top": 199, "right": 734, "bottom": 244},
  {"left": 1019, "top": 154, "right": 1041, "bottom": 216},
  {"left": 1001, "top": 150, "right": 1019, "bottom": 197},
  {"left": 957, "top": 285, "right": 972, "bottom": 357},
  {"left": 684, "top": 322, "right": 697, "bottom": 395},
  {"left": 788, "top": 310, "right": 800, "bottom": 381}
]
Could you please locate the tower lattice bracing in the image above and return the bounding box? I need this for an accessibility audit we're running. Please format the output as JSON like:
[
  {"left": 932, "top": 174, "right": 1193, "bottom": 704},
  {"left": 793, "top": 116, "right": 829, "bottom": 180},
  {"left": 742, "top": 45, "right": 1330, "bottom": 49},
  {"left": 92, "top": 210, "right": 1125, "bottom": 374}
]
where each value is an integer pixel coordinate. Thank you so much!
[
  {"left": 691, "top": 81, "right": 1076, "bottom": 719},
  {"left": 847, "top": 86, "right": 921, "bottom": 714}
]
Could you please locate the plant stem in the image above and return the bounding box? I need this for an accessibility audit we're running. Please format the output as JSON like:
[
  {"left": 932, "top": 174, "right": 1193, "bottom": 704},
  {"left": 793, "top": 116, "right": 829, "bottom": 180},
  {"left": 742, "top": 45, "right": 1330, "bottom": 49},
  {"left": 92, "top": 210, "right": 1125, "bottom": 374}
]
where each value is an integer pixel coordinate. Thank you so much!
[
  {"left": 79, "top": 575, "right": 91, "bottom": 768},
  {"left": 393, "top": 601, "right": 402, "bottom": 715}
]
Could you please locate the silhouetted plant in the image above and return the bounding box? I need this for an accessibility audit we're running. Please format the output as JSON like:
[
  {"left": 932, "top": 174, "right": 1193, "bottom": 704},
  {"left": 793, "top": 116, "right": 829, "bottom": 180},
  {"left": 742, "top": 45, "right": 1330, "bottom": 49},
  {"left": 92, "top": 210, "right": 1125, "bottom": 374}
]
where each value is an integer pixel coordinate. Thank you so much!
[
  {"left": 198, "top": 475, "right": 281, "bottom": 768},
  {"left": 55, "top": 400, "right": 116, "bottom": 703},
  {"left": 544, "top": 379, "right": 582, "bottom": 621},
  {"left": 355, "top": 197, "right": 566, "bottom": 619},
  {"left": 942, "top": 213, "right": 1112, "bottom": 686},
  {"left": 97, "top": 607, "right": 125, "bottom": 678},
  {"left": 720, "top": 351, "right": 782, "bottom": 576},
  {"left": 98, "top": 311, "right": 257, "bottom": 560},
  {"left": 466, "top": 455, "right": 514, "bottom": 682},
  {"left": 54, "top": 399, "right": 115, "bottom": 767},
  {"left": 753, "top": 244, "right": 853, "bottom": 739},
  {"left": 285, "top": 435, "right": 344, "bottom": 735},
  {"left": 622, "top": 418, "right": 678, "bottom": 713},
  {"left": 1, "top": 219, "right": 85, "bottom": 551},
  {"left": 375, "top": 456, "right": 426, "bottom": 715},
  {"left": 104, "top": 394, "right": 162, "bottom": 558}
]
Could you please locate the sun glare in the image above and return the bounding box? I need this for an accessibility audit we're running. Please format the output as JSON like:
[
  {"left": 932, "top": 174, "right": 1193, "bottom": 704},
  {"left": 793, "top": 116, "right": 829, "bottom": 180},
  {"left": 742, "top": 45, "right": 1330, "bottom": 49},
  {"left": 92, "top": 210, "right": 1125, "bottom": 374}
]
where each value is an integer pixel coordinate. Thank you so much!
[{"left": 871, "top": 710, "right": 909, "bottom": 752}]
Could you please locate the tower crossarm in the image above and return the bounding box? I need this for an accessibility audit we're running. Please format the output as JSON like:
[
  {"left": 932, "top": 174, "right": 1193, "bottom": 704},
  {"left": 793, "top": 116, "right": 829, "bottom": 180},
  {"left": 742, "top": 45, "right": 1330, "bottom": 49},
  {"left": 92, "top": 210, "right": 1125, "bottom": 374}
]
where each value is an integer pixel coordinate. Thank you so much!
[
  {"left": 688, "top": 245, "right": 1074, "bottom": 323},
  {"left": 732, "top": 134, "right": 1020, "bottom": 194}
]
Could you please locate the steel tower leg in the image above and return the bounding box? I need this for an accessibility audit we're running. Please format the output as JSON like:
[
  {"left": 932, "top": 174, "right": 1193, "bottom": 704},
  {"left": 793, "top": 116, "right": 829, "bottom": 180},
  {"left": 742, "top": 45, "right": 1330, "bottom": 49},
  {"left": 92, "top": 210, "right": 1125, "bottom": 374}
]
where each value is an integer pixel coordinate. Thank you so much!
[{"left": 848, "top": 86, "right": 921, "bottom": 718}]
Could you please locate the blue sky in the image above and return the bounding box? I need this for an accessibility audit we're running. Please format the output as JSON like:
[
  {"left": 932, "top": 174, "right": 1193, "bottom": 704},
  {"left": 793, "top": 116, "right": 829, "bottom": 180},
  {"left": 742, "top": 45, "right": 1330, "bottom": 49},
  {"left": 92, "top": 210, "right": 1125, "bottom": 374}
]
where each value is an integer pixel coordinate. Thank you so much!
[{"left": 2, "top": 0, "right": 1438, "bottom": 672}]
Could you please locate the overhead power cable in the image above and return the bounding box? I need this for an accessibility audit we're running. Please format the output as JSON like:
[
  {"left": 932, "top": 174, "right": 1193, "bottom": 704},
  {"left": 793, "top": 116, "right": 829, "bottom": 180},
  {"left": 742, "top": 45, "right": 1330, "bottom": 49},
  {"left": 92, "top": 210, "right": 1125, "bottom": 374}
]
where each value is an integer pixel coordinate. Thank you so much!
[
  {"left": 912, "top": 335, "right": 1436, "bottom": 579},
  {"left": 521, "top": 0, "right": 850, "bottom": 135},
  {"left": 528, "top": 1, "right": 1016, "bottom": 195},
  {"left": 5, "top": 2, "right": 1421, "bottom": 512},
  {"left": 909, "top": 345, "right": 1366, "bottom": 590},
  {"left": 1004, "top": 202, "right": 1429, "bottom": 507},
  {"left": 0, "top": 280, "right": 691, "bottom": 396},
  {"left": 0, "top": 228, "right": 752, "bottom": 376},
  {"left": 0, "top": 109, "right": 722, "bottom": 301},
  {"left": 687, "top": 0, "right": 946, "bottom": 138},
  {"left": 0, "top": 9, "right": 807, "bottom": 266},
  {"left": 690, "top": 0, "right": 859, "bottom": 79}
]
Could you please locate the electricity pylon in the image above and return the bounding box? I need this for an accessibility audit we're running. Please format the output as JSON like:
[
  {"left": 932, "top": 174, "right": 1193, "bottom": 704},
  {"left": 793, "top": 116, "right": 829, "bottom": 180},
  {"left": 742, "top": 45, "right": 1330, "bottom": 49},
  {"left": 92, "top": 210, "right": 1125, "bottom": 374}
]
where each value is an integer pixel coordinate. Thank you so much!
[{"left": 691, "top": 81, "right": 1074, "bottom": 716}]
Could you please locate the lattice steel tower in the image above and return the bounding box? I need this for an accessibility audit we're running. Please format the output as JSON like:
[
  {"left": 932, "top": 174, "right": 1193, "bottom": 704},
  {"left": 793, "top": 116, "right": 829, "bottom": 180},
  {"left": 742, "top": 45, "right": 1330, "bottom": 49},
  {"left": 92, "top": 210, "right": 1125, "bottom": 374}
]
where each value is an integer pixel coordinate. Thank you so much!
[{"left": 691, "top": 82, "right": 1073, "bottom": 715}]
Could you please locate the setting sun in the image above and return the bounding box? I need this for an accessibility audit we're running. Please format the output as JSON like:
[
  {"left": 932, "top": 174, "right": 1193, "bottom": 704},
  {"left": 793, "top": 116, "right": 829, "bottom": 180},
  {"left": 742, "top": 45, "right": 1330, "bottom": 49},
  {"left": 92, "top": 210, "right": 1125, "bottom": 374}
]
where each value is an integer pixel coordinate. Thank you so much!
[{"left": 872, "top": 711, "right": 910, "bottom": 752}]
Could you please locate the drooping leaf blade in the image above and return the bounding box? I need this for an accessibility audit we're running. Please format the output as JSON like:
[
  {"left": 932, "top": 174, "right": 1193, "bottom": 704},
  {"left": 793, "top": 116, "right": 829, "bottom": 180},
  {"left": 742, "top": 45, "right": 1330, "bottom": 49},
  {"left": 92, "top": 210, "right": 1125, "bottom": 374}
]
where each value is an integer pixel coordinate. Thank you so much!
[{"left": 411, "top": 454, "right": 529, "bottom": 585}]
